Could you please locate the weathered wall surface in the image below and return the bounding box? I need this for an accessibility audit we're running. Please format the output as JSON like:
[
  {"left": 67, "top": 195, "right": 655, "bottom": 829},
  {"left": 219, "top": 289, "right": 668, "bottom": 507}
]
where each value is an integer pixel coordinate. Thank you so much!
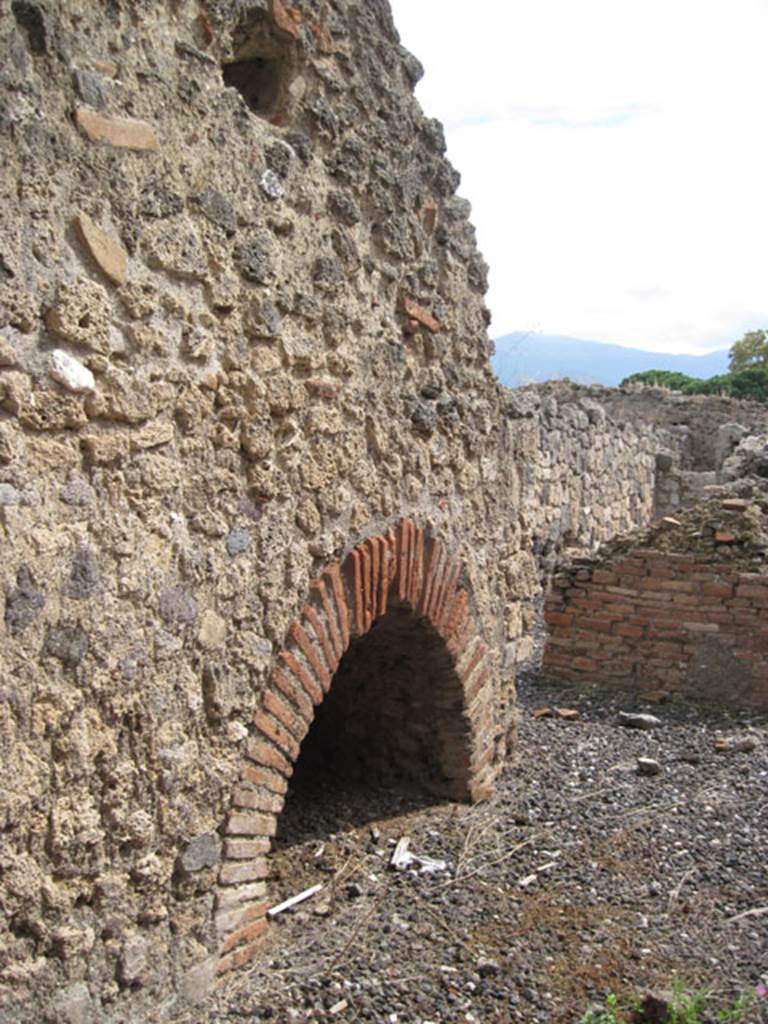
[
  {"left": 2, "top": 1, "right": 516, "bottom": 1017},
  {"left": 0, "top": 1, "right": 759, "bottom": 1020},
  {"left": 543, "top": 498, "right": 768, "bottom": 707},
  {"left": 497, "top": 385, "right": 660, "bottom": 667},
  {"left": 584, "top": 387, "right": 768, "bottom": 471},
  {"left": 527, "top": 383, "right": 768, "bottom": 519}
]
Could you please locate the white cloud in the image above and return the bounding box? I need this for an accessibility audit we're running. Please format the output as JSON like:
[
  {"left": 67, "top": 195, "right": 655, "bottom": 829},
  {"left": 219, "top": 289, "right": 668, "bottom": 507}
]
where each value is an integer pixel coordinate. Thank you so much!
[{"left": 389, "top": 0, "right": 768, "bottom": 352}]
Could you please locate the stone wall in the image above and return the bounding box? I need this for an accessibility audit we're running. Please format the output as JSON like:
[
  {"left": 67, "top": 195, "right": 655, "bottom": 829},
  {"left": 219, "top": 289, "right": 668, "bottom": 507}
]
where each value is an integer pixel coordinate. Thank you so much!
[
  {"left": 524, "top": 383, "right": 768, "bottom": 518},
  {"left": 543, "top": 498, "right": 768, "bottom": 707},
  {"left": 0, "top": 1, "right": 761, "bottom": 1020},
  {"left": 584, "top": 386, "right": 768, "bottom": 471},
  {"left": 1, "top": 1, "right": 516, "bottom": 1017},
  {"left": 497, "top": 384, "right": 660, "bottom": 667}
]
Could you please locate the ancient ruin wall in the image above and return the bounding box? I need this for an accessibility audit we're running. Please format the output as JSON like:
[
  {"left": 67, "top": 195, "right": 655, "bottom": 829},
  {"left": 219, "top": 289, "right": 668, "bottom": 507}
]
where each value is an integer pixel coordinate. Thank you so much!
[
  {"left": 543, "top": 499, "right": 768, "bottom": 707},
  {"left": 497, "top": 385, "right": 660, "bottom": 666},
  {"left": 523, "top": 382, "right": 768, "bottom": 519},
  {"left": 575, "top": 386, "right": 768, "bottom": 472},
  {"left": 0, "top": 2, "right": 688, "bottom": 1020}
]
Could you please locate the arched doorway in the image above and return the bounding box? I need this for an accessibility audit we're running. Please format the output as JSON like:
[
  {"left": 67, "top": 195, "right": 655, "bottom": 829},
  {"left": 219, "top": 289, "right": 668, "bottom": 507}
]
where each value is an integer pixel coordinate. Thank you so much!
[{"left": 214, "top": 519, "right": 497, "bottom": 974}]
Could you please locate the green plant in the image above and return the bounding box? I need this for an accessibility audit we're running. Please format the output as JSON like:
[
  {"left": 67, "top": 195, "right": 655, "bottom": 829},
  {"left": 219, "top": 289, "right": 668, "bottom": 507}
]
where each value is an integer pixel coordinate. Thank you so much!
[
  {"left": 717, "top": 991, "right": 754, "bottom": 1023},
  {"left": 621, "top": 364, "right": 768, "bottom": 402},
  {"left": 579, "top": 992, "right": 627, "bottom": 1024},
  {"left": 666, "top": 979, "right": 710, "bottom": 1023},
  {"left": 577, "top": 983, "right": 754, "bottom": 1024},
  {"left": 621, "top": 369, "right": 703, "bottom": 391}
]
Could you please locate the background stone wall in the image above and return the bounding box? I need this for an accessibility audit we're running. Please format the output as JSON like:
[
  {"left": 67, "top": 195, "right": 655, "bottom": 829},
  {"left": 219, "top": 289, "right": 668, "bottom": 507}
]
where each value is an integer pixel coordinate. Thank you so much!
[
  {"left": 521, "top": 383, "right": 768, "bottom": 519},
  {"left": 582, "top": 386, "right": 768, "bottom": 471},
  {"left": 496, "top": 384, "right": 660, "bottom": 668},
  {"left": 1, "top": 1, "right": 765, "bottom": 1020}
]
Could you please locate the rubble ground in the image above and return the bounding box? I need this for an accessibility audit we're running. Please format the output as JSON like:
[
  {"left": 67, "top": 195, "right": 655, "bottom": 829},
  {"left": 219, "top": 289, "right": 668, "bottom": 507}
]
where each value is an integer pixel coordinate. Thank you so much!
[{"left": 191, "top": 677, "right": 768, "bottom": 1024}]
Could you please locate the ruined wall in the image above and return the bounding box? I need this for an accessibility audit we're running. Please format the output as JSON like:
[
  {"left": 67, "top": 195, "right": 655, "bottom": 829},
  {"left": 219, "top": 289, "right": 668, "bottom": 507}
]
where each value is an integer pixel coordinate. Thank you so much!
[
  {"left": 543, "top": 498, "right": 768, "bottom": 707},
  {"left": 498, "top": 384, "right": 659, "bottom": 666},
  {"left": 527, "top": 383, "right": 768, "bottom": 518},
  {"left": 582, "top": 386, "right": 768, "bottom": 471},
  {"left": 0, "top": 1, "right": 717, "bottom": 1020},
  {"left": 1, "top": 2, "right": 511, "bottom": 1017}
]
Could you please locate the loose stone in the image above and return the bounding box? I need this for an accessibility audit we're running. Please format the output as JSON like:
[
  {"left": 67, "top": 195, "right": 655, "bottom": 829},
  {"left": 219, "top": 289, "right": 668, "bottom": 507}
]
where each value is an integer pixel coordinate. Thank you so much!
[
  {"left": 74, "top": 213, "right": 128, "bottom": 285},
  {"left": 73, "top": 107, "right": 160, "bottom": 150},
  {"left": 50, "top": 349, "right": 96, "bottom": 392},
  {"left": 618, "top": 712, "right": 662, "bottom": 730}
]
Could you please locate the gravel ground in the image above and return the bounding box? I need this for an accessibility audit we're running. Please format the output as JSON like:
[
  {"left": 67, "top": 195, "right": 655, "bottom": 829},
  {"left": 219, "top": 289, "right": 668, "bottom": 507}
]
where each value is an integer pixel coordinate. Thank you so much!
[{"left": 190, "top": 677, "right": 768, "bottom": 1024}]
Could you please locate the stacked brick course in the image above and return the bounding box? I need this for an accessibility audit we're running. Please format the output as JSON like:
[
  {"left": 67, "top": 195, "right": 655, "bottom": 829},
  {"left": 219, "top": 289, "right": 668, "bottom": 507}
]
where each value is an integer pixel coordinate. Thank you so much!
[{"left": 544, "top": 542, "right": 768, "bottom": 708}]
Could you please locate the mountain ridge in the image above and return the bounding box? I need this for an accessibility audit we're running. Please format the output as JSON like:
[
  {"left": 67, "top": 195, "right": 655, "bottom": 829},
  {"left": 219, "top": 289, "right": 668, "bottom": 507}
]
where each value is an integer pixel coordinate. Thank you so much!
[{"left": 491, "top": 333, "right": 731, "bottom": 388}]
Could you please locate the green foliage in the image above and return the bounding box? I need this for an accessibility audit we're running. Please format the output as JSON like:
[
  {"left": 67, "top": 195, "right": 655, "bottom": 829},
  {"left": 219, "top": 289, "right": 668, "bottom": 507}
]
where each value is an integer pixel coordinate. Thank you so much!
[
  {"left": 620, "top": 328, "right": 768, "bottom": 401},
  {"left": 722, "top": 365, "right": 768, "bottom": 401},
  {"left": 666, "top": 980, "right": 710, "bottom": 1023},
  {"left": 729, "top": 329, "right": 768, "bottom": 372},
  {"left": 620, "top": 369, "right": 701, "bottom": 391},
  {"left": 579, "top": 992, "right": 626, "bottom": 1024},
  {"left": 621, "top": 364, "right": 768, "bottom": 403},
  {"left": 579, "top": 983, "right": 754, "bottom": 1024},
  {"left": 717, "top": 991, "right": 754, "bottom": 1023}
]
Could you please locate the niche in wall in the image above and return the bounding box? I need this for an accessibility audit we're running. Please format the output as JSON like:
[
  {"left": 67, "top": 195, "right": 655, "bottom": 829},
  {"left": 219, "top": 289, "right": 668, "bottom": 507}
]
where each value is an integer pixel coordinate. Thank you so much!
[{"left": 222, "top": 5, "right": 299, "bottom": 122}]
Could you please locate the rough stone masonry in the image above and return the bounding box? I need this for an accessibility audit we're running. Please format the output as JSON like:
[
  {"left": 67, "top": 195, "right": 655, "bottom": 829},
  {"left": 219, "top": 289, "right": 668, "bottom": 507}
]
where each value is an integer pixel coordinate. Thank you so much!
[{"left": 1, "top": 1, "right": 762, "bottom": 1020}]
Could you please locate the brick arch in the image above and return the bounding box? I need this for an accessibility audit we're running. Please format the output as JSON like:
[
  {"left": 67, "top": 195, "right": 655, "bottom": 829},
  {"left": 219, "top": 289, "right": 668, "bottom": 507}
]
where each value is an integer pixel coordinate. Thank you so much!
[{"left": 214, "top": 518, "right": 497, "bottom": 975}]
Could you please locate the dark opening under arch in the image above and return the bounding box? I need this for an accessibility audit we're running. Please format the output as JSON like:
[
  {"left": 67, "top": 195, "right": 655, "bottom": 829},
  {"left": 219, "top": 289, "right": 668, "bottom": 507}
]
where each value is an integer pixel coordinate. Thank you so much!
[
  {"left": 214, "top": 519, "right": 499, "bottom": 975},
  {"left": 292, "top": 605, "right": 472, "bottom": 796}
]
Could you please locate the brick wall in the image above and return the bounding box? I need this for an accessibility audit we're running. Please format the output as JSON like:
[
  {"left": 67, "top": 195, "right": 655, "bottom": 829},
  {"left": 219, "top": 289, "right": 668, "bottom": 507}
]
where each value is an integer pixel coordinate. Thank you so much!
[{"left": 543, "top": 551, "right": 768, "bottom": 708}]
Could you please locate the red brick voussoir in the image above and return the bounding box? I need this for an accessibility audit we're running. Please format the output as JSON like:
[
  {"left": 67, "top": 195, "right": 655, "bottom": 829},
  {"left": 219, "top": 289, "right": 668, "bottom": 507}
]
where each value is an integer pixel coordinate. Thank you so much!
[{"left": 214, "top": 519, "right": 499, "bottom": 974}]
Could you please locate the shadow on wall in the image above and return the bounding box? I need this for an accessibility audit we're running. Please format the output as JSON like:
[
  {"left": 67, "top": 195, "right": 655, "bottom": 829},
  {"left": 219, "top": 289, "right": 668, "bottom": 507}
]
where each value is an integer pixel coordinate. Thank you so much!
[
  {"left": 221, "top": 3, "right": 302, "bottom": 123},
  {"left": 275, "top": 605, "right": 470, "bottom": 849}
]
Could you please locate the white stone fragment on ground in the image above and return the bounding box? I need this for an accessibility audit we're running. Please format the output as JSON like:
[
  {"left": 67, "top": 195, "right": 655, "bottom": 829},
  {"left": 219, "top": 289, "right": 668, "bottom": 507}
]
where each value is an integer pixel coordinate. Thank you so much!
[
  {"left": 414, "top": 854, "right": 449, "bottom": 875},
  {"left": 535, "top": 860, "right": 559, "bottom": 873},
  {"left": 267, "top": 883, "right": 323, "bottom": 918},
  {"left": 618, "top": 711, "right": 662, "bottom": 730},
  {"left": 389, "top": 835, "right": 448, "bottom": 874},
  {"left": 390, "top": 836, "right": 411, "bottom": 870},
  {"left": 637, "top": 757, "right": 662, "bottom": 776},
  {"left": 50, "top": 348, "right": 96, "bottom": 391}
]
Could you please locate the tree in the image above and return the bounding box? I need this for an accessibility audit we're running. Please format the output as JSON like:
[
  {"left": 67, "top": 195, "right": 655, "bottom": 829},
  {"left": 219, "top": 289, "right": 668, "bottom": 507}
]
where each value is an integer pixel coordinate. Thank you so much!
[
  {"left": 621, "top": 364, "right": 768, "bottom": 402},
  {"left": 729, "top": 329, "right": 768, "bottom": 372},
  {"left": 621, "top": 369, "right": 700, "bottom": 391}
]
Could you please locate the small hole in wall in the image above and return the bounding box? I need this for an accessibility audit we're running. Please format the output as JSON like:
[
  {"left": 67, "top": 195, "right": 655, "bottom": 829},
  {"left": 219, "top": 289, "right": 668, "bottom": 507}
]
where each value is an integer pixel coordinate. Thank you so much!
[
  {"left": 222, "top": 58, "right": 282, "bottom": 118},
  {"left": 12, "top": 1, "right": 48, "bottom": 56},
  {"left": 221, "top": 7, "right": 297, "bottom": 122}
]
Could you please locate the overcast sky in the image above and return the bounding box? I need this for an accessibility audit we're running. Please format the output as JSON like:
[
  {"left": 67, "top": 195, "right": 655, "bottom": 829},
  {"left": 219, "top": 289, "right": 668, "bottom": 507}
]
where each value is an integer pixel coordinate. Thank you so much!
[{"left": 388, "top": 0, "right": 768, "bottom": 354}]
